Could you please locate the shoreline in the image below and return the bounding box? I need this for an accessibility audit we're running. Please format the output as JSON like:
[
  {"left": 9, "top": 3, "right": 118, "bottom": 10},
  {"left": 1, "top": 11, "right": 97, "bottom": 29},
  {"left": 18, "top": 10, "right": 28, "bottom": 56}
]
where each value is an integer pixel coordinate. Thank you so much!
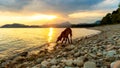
[
  {"left": 0, "top": 24, "right": 120, "bottom": 68},
  {"left": 0, "top": 27, "right": 101, "bottom": 60}
]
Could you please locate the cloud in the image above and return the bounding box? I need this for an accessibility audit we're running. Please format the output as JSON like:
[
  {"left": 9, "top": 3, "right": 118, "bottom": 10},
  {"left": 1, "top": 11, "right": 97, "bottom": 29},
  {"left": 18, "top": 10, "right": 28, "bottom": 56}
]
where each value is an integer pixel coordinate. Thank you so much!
[
  {"left": 0, "top": 0, "right": 31, "bottom": 11},
  {"left": 69, "top": 10, "right": 106, "bottom": 18},
  {"left": 41, "top": 0, "right": 104, "bottom": 13},
  {"left": 0, "top": 0, "right": 119, "bottom": 24},
  {"left": 67, "top": 0, "right": 120, "bottom": 23},
  {"left": 0, "top": 0, "right": 104, "bottom": 14},
  {"left": 0, "top": 0, "right": 119, "bottom": 15},
  {"left": 93, "top": 0, "right": 120, "bottom": 11},
  {"left": 68, "top": 10, "right": 107, "bottom": 23},
  {"left": 27, "top": 0, "right": 105, "bottom": 14}
]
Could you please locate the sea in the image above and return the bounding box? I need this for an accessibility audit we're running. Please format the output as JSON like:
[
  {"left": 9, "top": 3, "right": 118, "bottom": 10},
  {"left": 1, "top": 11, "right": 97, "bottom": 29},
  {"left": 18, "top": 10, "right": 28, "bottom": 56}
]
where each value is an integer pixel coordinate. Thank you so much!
[{"left": 0, "top": 28, "right": 100, "bottom": 58}]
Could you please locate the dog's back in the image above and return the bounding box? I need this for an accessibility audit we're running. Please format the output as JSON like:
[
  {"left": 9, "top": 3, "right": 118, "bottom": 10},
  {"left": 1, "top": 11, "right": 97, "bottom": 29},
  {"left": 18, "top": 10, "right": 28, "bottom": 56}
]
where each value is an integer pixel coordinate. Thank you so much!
[{"left": 65, "top": 28, "right": 72, "bottom": 37}]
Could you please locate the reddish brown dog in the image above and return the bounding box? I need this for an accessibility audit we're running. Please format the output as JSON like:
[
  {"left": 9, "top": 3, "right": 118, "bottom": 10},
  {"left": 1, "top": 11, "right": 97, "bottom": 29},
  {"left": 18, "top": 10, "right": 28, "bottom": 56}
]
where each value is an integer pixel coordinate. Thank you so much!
[{"left": 56, "top": 28, "right": 72, "bottom": 44}]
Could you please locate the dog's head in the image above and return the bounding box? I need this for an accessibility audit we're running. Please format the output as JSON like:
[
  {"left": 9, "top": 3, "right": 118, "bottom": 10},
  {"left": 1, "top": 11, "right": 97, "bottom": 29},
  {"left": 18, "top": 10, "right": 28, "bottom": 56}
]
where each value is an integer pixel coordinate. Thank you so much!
[{"left": 56, "top": 36, "right": 62, "bottom": 42}]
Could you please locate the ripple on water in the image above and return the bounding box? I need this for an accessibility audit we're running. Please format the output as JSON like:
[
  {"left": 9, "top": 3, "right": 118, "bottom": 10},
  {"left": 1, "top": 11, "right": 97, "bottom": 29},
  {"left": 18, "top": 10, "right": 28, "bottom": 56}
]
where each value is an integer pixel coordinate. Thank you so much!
[{"left": 0, "top": 28, "right": 101, "bottom": 58}]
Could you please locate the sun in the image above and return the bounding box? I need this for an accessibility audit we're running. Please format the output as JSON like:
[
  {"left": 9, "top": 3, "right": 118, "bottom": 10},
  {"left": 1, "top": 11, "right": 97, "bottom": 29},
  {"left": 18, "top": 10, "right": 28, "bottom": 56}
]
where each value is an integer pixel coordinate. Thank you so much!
[{"left": 31, "top": 14, "right": 57, "bottom": 20}]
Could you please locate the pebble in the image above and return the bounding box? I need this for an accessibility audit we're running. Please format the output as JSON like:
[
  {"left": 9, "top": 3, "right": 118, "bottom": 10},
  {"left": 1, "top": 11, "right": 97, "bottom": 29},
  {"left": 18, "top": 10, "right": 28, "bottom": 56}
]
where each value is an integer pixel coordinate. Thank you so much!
[
  {"left": 50, "top": 58, "right": 57, "bottom": 65},
  {"left": 64, "top": 59, "right": 73, "bottom": 66},
  {"left": 65, "top": 45, "right": 75, "bottom": 51},
  {"left": 106, "top": 50, "right": 116, "bottom": 57},
  {"left": 64, "top": 66, "right": 79, "bottom": 68},
  {"left": 41, "top": 60, "right": 49, "bottom": 67},
  {"left": 88, "top": 53, "right": 97, "bottom": 58},
  {"left": 36, "top": 58, "right": 43, "bottom": 63},
  {"left": 32, "top": 64, "right": 41, "bottom": 68},
  {"left": 96, "top": 59, "right": 103, "bottom": 67},
  {"left": 73, "top": 59, "right": 84, "bottom": 67},
  {"left": 111, "top": 60, "right": 120, "bottom": 68},
  {"left": 83, "top": 61, "right": 96, "bottom": 68},
  {"left": 51, "top": 65, "right": 59, "bottom": 68},
  {"left": 97, "top": 52, "right": 102, "bottom": 57},
  {"left": 1, "top": 60, "right": 11, "bottom": 67},
  {"left": 74, "top": 51, "right": 80, "bottom": 57}
]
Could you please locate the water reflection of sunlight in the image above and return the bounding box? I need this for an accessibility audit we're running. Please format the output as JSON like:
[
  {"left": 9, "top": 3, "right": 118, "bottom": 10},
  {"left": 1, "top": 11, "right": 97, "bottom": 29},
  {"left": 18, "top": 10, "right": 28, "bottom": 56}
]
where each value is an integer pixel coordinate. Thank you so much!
[{"left": 48, "top": 28, "right": 53, "bottom": 42}]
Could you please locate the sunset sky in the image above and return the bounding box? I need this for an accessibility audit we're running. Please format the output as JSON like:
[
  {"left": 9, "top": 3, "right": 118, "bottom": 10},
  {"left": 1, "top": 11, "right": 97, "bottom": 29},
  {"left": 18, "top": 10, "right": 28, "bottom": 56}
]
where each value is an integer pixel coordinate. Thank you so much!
[{"left": 0, "top": 0, "right": 119, "bottom": 26}]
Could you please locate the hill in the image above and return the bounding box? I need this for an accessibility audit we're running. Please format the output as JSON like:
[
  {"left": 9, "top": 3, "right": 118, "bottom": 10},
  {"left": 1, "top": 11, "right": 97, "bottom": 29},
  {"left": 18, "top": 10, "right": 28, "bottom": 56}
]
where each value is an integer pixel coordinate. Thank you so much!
[
  {"left": 0, "top": 22, "right": 71, "bottom": 28},
  {"left": 71, "top": 21, "right": 100, "bottom": 28},
  {"left": 101, "top": 8, "right": 120, "bottom": 25},
  {"left": 1, "top": 23, "right": 40, "bottom": 28}
]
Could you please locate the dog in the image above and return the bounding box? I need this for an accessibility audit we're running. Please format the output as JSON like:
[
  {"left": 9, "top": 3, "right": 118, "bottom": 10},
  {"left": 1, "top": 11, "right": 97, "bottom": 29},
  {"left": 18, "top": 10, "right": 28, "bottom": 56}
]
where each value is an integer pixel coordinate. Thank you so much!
[{"left": 56, "top": 28, "right": 72, "bottom": 44}]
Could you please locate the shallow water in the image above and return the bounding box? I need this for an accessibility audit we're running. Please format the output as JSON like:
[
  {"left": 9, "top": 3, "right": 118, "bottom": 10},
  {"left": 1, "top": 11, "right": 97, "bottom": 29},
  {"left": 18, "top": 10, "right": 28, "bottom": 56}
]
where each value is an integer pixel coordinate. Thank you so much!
[{"left": 0, "top": 28, "right": 100, "bottom": 58}]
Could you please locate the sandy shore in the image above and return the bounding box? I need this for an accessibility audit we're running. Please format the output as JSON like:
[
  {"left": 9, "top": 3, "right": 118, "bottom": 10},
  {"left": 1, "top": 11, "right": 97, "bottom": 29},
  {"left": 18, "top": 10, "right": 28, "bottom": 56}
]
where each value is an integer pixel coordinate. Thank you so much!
[{"left": 0, "top": 24, "right": 120, "bottom": 68}]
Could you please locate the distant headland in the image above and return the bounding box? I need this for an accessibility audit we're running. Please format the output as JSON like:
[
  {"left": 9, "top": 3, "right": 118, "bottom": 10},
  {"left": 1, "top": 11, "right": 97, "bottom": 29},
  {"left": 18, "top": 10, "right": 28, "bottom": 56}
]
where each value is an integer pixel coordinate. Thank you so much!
[
  {"left": 0, "top": 21, "right": 100, "bottom": 28},
  {"left": 0, "top": 23, "right": 41, "bottom": 28}
]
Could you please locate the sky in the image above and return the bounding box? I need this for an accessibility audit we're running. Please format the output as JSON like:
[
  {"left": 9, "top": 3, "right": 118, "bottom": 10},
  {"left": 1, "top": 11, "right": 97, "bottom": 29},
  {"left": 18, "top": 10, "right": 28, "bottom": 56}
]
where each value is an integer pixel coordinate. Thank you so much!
[{"left": 0, "top": 0, "right": 119, "bottom": 26}]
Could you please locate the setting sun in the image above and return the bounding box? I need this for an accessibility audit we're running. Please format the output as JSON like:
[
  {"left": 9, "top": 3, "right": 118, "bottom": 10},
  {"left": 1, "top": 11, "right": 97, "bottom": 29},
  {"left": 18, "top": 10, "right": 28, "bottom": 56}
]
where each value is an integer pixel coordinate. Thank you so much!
[
  {"left": 0, "top": 12, "right": 58, "bottom": 25},
  {"left": 30, "top": 14, "right": 57, "bottom": 20}
]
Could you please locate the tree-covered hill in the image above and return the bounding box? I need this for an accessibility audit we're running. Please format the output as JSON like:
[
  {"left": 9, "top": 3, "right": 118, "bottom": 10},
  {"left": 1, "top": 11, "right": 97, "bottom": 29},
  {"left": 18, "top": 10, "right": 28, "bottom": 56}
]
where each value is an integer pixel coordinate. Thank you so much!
[{"left": 101, "top": 4, "right": 120, "bottom": 25}]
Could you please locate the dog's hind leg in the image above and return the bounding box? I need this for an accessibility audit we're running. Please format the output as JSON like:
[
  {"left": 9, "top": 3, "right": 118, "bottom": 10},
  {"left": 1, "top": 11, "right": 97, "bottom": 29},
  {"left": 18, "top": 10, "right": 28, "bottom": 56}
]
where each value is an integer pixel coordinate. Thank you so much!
[
  {"left": 64, "top": 38, "right": 66, "bottom": 44},
  {"left": 66, "top": 38, "right": 68, "bottom": 43},
  {"left": 70, "top": 37, "right": 72, "bottom": 44},
  {"left": 67, "top": 37, "right": 70, "bottom": 44}
]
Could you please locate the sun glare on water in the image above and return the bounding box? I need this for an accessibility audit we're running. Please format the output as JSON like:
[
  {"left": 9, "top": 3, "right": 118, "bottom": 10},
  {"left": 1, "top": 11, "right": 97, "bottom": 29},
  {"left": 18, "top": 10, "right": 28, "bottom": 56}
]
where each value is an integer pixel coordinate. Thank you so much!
[{"left": 48, "top": 28, "right": 54, "bottom": 42}]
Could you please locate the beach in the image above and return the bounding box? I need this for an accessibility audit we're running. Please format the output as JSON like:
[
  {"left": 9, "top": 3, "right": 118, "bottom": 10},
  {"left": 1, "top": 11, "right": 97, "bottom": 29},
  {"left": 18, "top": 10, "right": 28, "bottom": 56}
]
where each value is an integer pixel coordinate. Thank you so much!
[{"left": 0, "top": 24, "right": 120, "bottom": 68}]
